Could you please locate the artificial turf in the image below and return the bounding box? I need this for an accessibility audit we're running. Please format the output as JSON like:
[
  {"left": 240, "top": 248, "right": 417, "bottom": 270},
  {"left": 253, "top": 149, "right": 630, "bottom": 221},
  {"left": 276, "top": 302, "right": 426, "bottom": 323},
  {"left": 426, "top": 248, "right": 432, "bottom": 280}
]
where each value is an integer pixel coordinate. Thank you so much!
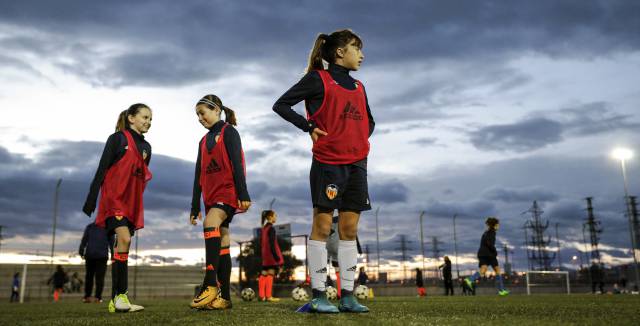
[{"left": 1, "top": 294, "right": 638, "bottom": 325}]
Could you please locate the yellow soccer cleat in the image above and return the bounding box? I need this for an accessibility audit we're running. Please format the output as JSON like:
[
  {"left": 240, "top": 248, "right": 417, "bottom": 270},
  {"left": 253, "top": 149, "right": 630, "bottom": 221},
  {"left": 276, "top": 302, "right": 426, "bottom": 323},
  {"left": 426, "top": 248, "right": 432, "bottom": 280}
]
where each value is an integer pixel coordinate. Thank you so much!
[
  {"left": 266, "top": 297, "right": 281, "bottom": 302},
  {"left": 205, "top": 297, "right": 233, "bottom": 310},
  {"left": 190, "top": 286, "right": 219, "bottom": 309}
]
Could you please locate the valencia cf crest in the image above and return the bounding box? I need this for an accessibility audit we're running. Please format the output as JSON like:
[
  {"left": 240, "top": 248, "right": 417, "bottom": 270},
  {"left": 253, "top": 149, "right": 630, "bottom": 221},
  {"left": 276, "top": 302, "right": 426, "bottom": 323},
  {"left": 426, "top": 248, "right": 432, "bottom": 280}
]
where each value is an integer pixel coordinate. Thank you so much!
[{"left": 325, "top": 184, "right": 338, "bottom": 201}]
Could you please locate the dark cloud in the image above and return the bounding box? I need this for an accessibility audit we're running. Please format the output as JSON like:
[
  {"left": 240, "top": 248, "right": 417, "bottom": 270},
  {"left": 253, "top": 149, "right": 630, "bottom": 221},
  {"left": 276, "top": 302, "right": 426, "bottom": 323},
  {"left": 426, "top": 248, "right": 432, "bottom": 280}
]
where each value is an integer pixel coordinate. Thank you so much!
[
  {"left": 468, "top": 102, "right": 640, "bottom": 152},
  {"left": 469, "top": 117, "right": 564, "bottom": 152},
  {"left": 483, "top": 186, "right": 559, "bottom": 203},
  {"left": 560, "top": 102, "right": 640, "bottom": 136},
  {"left": 421, "top": 199, "right": 497, "bottom": 219},
  {"left": 370, "top": 180, "right": 410, "bottom": 204},
  {"left": 1, "top": 1, "right": 638, "bottom": 88}
]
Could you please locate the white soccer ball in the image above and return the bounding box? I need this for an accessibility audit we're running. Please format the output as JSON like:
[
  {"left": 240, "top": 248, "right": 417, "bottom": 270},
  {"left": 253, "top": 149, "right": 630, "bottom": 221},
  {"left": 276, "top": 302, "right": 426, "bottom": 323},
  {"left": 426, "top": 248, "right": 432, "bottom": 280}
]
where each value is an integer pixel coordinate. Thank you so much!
[
  {"left": 292, "top": 287, "right": 309, "bottom": 301},
  {"left": 355, "top": 285, "right": 369, "bottom": 300},
  {"left": 241, "top": 287, "right": 255, "bottom": 301},
  {"left": 326, "top": 286, "right": 338, "bottom": 300}
]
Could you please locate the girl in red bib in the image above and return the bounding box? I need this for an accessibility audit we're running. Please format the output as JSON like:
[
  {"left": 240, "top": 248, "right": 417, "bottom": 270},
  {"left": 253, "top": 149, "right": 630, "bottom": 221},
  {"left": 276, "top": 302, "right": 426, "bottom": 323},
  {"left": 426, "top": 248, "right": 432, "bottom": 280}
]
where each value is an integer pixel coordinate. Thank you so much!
[
  {"left": 273, "top": 29, "right": 374, "bottom": 313},
  {"left": 259, "top": 210, "right": 284, "bottom": 302},
  {"left": 83, "top": 104, "right": 152, "bottom": 313},
  {"left": 189, "top": 94, "right": 251, "bottom": 310}
]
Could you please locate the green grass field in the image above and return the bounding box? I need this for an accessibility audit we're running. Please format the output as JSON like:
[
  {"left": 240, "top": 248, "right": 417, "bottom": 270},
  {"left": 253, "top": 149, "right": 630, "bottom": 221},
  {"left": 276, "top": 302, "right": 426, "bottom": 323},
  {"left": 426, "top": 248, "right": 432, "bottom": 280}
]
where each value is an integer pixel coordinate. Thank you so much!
[{"left": 1, "top": 295, "right": 639, "bottom": 326}]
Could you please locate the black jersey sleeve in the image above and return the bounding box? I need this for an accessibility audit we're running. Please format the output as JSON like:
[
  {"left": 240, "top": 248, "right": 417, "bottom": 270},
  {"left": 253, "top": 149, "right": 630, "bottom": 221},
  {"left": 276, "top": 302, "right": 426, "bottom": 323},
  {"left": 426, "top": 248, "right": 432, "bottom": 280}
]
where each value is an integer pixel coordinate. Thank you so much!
[
  {"left": 272, "top": 71, "right": 323, "bottom": 133},
  {"left": 83, "top": 133, "right": 121, "bottom": 217},
  {"left": 223, "top": 126, "right": 250, "bottom": 202},
  {"left": 361, "top": 84, "right": 375, "bottom": 137},
  {"left": 191, "top": 141, "right": 203, "bottom": 217}
]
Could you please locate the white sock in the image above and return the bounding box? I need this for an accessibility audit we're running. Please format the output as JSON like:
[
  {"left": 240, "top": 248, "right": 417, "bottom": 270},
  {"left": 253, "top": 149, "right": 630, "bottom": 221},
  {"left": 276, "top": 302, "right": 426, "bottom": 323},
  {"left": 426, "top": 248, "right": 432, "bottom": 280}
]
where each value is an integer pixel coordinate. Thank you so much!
[
  {"left": 338, "top": 240, "right": 358, "bottom": 292},
  {"left": 308, "top": 239, "right": 328, "bottom": 291}
]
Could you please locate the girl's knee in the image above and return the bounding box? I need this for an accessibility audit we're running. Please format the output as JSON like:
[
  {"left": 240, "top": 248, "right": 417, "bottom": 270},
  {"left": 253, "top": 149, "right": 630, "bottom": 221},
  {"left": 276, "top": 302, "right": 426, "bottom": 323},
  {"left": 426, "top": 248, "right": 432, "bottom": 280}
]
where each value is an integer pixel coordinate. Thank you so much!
[
  {"left": 339, "top": 225, "right": 358, "bottom": 240},
  {"left": 312, "top": 223, "right": 331, "bottom": 239}
]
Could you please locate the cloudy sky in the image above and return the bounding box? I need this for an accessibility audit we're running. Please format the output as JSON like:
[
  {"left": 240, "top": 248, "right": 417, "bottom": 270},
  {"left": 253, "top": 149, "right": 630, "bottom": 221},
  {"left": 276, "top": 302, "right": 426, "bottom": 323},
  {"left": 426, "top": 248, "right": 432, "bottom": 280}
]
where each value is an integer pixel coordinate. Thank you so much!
[{"left": 1, "top": 0, "right": 639, "bottom": 275}]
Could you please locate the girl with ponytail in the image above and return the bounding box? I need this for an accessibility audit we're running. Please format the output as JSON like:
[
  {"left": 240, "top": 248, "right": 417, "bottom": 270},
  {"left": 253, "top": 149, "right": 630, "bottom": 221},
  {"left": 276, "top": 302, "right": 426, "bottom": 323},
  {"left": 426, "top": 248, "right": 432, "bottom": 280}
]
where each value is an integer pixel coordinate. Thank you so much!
[
  {"left": 189, "top": 94, "right": 250, "bottom": 310},
  {"left": 83, "top": 103, "right": 153, "bottom": 313},
  {"left": 272, "top": 29, "right": 374, "bottom": 313}
]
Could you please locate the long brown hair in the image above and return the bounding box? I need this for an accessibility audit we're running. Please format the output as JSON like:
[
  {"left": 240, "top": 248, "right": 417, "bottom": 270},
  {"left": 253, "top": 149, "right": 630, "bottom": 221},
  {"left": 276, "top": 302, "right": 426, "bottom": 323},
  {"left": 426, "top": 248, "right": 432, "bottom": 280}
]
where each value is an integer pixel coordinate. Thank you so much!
[
  {"left": 261, "top": 210, "right": 275, "bottom": 225},
  {"left": 115, "top": 103, "right": 150, "bottom": 132},
  {"left": 196, "top": 94, "right": 237, "bottom": 126},
  {"left": 306, "top": 29, "right": 363, "bottom": 73}
]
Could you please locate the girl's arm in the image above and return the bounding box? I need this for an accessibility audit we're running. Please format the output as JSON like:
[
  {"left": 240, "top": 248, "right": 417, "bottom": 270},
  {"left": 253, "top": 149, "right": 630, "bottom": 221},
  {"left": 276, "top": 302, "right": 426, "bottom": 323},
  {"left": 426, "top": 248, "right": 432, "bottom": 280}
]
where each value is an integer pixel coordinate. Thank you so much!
[
  {"left": 272, "top": 71, "right": 324, "bottom": 132},
  {"left": 83, "top": 133, "right": 121, "bottom": 216},
  {"left": 78, "top": 225, "right": 89, "bottom": 257},
  {"left": 223, "top": 127, "right": 250, "bottom": 202},
  {"left": 488, "top": 231, "right": 497, "bottom": 256},
  {"left": 191, "top": 143, "right": 203, "bottom": 218}
]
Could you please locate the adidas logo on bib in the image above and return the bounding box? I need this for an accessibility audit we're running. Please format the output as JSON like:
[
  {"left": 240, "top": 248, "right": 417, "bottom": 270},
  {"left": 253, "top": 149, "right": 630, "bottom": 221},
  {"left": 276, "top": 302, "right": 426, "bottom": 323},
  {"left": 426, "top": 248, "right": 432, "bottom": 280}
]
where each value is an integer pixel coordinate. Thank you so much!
[{"left": 206, "top": 159, "right": 221, "bottom": 174}]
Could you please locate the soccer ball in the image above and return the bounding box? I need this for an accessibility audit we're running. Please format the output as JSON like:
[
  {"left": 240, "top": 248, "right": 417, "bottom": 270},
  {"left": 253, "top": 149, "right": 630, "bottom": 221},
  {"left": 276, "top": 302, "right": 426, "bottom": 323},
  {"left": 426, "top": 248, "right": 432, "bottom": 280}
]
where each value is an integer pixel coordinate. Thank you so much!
[
  {"left": 241, "top": 288, "right": 255, "bottom": 301},
  {"left": 292, "top": 287, "right": 309, "bottom": 301},
  {"left": 355, "top": 285, "right": 369, "bottom": 300},
  {"left": 326, "top": 286, "right": 338, "bottom": 300}
]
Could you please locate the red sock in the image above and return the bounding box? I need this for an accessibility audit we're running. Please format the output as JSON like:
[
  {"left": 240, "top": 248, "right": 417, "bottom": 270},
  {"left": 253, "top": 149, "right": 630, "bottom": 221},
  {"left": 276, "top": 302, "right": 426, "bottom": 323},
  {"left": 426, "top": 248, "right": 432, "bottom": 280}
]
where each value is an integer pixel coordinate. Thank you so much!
[
  {"left": 53, "top": 288, "right": 60, "bottom": 301},
  {"left": 266, "top": 275, "right": 273, "bottom": 298},
  {"left": 258, "top": 275, "right": 266, "bottom": 299},
  {"left": 336, "top": 272, "right": 341, "bottom": 298}
]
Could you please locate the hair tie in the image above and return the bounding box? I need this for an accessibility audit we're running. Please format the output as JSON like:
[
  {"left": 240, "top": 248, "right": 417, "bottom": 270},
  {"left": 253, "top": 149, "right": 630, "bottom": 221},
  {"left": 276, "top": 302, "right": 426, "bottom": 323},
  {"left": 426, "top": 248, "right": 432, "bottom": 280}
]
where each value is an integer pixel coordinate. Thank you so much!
[{"left": 198, "top": 98, "right": 220, "bottom": 110}]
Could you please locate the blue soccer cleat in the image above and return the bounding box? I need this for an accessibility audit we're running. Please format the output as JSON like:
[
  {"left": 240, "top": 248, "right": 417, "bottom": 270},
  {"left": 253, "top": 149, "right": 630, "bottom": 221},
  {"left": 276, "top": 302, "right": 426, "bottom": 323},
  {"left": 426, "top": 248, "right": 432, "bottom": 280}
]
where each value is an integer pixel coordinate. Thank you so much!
[
  {"left": 464, "top": 277, "right": 474, "bottom": 289},
  {"left": 338, "top": 294, "right": 369, "bottom": 313},
  {"left": 309, "top": 295, "right": 339, "bottom": 314}
]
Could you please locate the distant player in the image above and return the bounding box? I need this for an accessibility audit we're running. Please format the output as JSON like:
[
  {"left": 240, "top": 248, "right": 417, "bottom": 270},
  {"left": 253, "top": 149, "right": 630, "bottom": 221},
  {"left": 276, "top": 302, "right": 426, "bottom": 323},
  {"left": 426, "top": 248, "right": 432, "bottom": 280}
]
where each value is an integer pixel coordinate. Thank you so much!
[
  {"left": 415, "top": 268, "right": 425, "bottom": 297},
  {"left": 259, "top": 210, "right": 284, "bottom": 302},
  {"left": 439, "top": 256, "right": 454, "bottom": 295},
  {"left": 465, "top": 217, "right": 509, "bottom": 296},
  {"left": 10, "top": 272, "right": 20, "bottom": 303}
]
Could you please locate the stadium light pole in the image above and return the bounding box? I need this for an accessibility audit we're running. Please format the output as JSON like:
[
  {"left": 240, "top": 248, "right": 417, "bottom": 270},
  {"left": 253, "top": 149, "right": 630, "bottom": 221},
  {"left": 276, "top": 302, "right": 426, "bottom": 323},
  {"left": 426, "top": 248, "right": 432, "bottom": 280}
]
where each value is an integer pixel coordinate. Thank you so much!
[
  {"left": 453, "top": 214, "right": 460, "bottom": 278},
  {"left": 612, "top": 148, "right": 640, "bottom": 289},
  {"left": 419, "top": 211, "right": 426, "bottom": 273},
  {"left": 50, "top": 178, "right": 62, "bottom": 266},
  {"left": 375, "top": 207, "right": 381, "bottom": 281},
  {"left": 555, "top": 223, "right": 562, "bottom": 271}
]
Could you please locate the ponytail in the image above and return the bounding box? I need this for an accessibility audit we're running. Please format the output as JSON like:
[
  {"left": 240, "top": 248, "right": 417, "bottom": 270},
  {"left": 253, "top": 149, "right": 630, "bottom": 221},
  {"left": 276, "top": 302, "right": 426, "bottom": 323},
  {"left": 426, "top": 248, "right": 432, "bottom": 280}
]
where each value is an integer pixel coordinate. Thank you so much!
[
  {"left": 261, "top": 210, "right": 275, "bottom": 226},
  {"left": 306, "top": 33, "right": 329, "bottom": 73},
  {"left": 197, "top": 94, "right": 238, "bottom": 126},
  {"left": 115, "top": 103, "right": 150, "bottom": 132},
  {"left": 222, "top": 106, "right": 237, "bottom": 126},
  {"left": 115, "top": 110, "right": 128, "bottom": 132},
  {"left": 305, "top": 29, "right": 363, "bottom": 73}
]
